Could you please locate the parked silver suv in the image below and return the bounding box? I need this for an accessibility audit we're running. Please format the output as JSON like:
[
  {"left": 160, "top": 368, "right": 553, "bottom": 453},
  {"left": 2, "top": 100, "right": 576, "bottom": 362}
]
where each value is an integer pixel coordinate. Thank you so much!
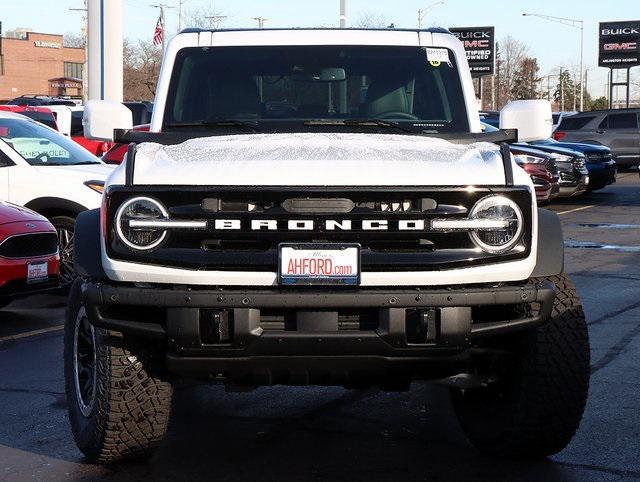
[{"left": 554, "top": 109, "right": 640, "bottom": 168}]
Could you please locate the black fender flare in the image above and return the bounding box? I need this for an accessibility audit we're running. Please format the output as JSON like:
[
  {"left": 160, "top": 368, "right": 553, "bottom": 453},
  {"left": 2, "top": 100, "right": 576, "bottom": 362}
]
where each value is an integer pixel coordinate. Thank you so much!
[
  {"left": 531, "top": 208, "right": 564, "bottom": 278},
  {"left": 74, "top": 209, "right": 107, "bottom": 280},
  {"left": 24, "top": 197, "right": 87, "bottom": 217}
]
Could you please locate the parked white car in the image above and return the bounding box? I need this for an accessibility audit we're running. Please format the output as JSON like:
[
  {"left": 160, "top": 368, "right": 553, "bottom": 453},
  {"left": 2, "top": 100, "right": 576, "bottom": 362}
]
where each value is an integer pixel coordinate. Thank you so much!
[{"left": 0, "top": 111, "right": 114, "bottom": 284}]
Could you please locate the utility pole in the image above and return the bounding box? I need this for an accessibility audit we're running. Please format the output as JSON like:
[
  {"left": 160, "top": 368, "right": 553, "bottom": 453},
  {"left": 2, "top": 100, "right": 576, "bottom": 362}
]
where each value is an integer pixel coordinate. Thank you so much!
[
  {"left": 206, "top": 15, "right": 227, "bottom": 29},
  {"left": 418, "top": 2, "right": 445, "bottom": 29},
  {"left": 523, "top": 13, "right": 584, "bottom": 111},
  {"left": 69, "top": 0, "right": 88, "bottom": 102},
  {"left": 151, "top": 4, "right": 175, "bottom": 54},
  {"left": 177, "top": 0, "right": 187, "bottom": 32},
  {"left": 253, "top": 17, "right": 268, "bottom": 29},
  {"left": 559, "top": 67, "right": 564, "bottom": 112},
  {"left": 340, "top": 0, "right": 347, "bottom": 28}
]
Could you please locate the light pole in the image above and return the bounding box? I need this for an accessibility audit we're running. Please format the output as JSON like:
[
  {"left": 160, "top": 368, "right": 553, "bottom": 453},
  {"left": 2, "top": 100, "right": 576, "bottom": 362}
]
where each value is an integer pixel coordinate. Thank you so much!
[
  {"left": 523, "top": 13, "right": 584, "bottom": 111},
  {"left": 69, "top": 0, "right": 88, "bottom": 102},
  {"left": 253, "top": 17, "right": 268, "bottom": 29},
  {"left": 340, "top": 0, "right": 347, "bottom": 28},
  {"left": 418, "top": 2, "right": 445, "bottom": 29},
  {"left": 206, "top": 15, "right": 228, "bottom": 29},
  {"left": 177, "top": 0, "right": 187, "bottom": 32}
]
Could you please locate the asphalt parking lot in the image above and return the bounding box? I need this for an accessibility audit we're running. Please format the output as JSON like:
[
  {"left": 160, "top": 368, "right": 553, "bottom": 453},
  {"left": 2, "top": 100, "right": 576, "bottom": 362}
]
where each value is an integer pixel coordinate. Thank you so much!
[{"left": 1, "top": 172, "right": 639, "bottom": 482}]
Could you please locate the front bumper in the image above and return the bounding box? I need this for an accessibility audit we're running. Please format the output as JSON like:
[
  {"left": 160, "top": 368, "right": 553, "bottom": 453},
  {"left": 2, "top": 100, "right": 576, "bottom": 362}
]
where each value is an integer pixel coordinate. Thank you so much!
[
  {"left": 0, "top": 255, "right": 60, "bottom": 302},
  {"left": 586, "top": 161, "right": 617, "bottom": 189},
  {"left": 82, "top": 281, "right": 555, "bottom": 382},
  {"left": 558, "top": 170, "right": 589, "bottom": 197}
]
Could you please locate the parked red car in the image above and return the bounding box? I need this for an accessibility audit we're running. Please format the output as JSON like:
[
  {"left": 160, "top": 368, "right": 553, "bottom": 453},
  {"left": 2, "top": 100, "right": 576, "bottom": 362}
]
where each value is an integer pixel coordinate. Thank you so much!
[
  {"left": 510, "top": 146, "right": 560, "bottom": 204},
  {"left": 0, "top": 202, "right": 60, "bottom": 308},
  {"left": 101, "top": 124, "right": 150, "bottom": 164},
  {"left": 0, "top": 105, "right": 59, "bottom": 131}
]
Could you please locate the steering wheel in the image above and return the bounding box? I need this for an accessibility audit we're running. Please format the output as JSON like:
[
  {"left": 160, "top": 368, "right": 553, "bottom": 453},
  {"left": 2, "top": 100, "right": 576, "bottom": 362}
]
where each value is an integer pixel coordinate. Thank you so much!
[
  {"left": 34, "top": 153, "right": 50, "bottom": 164},
  {"left": 374, "top": 111, "right": 420, "bottom": 121}
]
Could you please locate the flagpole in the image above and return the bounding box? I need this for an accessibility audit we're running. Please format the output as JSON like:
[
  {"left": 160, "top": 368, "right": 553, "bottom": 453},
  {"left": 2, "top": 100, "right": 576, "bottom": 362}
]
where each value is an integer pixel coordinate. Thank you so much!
[{"left": 161, "top": 6, "right": 166, "bottom": 54}]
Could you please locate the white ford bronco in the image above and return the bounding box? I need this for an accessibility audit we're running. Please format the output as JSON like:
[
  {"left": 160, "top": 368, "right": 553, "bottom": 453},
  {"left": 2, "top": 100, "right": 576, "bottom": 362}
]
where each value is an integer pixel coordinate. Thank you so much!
[{"left": 66, "top": 28, "right": 589, "bottom": 463}]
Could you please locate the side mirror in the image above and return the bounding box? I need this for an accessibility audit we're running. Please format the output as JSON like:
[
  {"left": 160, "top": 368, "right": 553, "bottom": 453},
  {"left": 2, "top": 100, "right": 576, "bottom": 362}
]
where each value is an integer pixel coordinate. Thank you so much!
[
  {"left": 499, "top": 100, "right": 552, "bottom": 142},
  {"left": 83, "top": 100, "right": 133, "bottom": 142}
]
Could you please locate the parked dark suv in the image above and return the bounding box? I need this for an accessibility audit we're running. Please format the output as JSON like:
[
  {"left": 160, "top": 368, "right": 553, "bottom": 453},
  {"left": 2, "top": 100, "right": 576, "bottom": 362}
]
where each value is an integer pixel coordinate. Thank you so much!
[{"left": 553, "top": 109, "right": 640, "bottom": 168}]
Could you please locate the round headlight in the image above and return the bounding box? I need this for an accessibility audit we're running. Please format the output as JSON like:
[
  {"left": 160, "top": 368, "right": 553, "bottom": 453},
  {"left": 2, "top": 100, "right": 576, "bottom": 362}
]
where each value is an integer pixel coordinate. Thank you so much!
[
  {"left": 469, "top": 195, "right": 523, "bottom": 254},
  {"left": 115, "top": 197, "right": 169, "bottom": 250}
]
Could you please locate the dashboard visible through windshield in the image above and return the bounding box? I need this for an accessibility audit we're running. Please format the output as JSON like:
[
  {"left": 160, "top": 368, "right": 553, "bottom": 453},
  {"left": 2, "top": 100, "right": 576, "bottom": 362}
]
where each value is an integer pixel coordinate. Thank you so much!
[{"left": 164, "top": 45, "right": 470, "bottom": 133}]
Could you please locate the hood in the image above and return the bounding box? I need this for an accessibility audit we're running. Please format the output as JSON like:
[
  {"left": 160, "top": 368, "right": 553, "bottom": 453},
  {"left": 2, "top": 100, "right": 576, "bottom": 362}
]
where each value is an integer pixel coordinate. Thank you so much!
[
  {"left": 130, "top": 133, "right": 508, "bottom": 186},
  {"left": 0, "top": 201, "right": 47, "bottom": 225},
  {"left": 533, "top": 140, "right": 610, "bottom": 155},
  {"left": 509, "top": 145, "right": 555, "bottom": 160},
  {"left": 33, "top": 163, "right": 114, "bottom": 180},
  {"left": 515, "top": 142, "right": 581, "bottom": 159}
]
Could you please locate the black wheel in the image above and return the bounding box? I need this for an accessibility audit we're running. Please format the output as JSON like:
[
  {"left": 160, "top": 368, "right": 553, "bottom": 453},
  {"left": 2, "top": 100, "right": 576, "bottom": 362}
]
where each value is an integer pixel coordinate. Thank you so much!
[
  {"left": 50, "top": 216, "right": 77, "bottom": 287},
  {"left": 451, "top": 273, "right": 590, "bottom": 458},
  {"left": 64, "top": 280, "right": 173, "bottom": 463}
]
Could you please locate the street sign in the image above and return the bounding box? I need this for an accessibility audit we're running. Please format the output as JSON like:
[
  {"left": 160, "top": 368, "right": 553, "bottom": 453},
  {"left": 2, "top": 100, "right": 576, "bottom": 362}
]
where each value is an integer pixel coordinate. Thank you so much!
[
  {"left": 598, "top": 21, "right": 640, "bottom": 68},
  {"left": 449, "top": 26, "right": 495, "bottom": 77}
]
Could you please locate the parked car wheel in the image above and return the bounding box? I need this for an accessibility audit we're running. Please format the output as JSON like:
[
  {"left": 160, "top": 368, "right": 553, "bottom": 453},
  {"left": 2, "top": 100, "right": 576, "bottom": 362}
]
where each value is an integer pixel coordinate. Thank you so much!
[
  {"left": 51, "top": 216, "right": 77, "bottom": 287},
  {"left": 451, "top": 273, "right": 590, "bottom": 458},
  {"left": 64, "top": 280, "right": 173, "bottom": 463}
]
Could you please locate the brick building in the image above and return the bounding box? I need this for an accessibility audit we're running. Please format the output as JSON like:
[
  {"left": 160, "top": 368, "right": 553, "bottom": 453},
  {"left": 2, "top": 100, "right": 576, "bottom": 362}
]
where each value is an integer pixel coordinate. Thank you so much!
[{"left": 0, "top": 31, "right": 85, "bottom": 102}]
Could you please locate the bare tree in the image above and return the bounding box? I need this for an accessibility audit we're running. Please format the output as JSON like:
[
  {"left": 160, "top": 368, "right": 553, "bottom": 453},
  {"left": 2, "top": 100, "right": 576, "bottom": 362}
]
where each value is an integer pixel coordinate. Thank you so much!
[
  {"left": 495, "top": 36, "right": 529, "bottom": 108},
  {"left": 123, "top": 39, "right": 163, "bottom": 101},
  {"left": 183, "top": 5, "right": 227, "bottom": 29},
  {"left": 63, "top": 32, "right": 86, "bottom": 48},
  {"left": 352, "top": 11, "right": 389, "bottom": 29}
]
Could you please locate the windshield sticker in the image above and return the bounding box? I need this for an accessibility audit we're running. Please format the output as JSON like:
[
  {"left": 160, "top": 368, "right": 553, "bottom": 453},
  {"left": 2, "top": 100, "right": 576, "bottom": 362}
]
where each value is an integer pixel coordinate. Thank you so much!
[
  {"left": 10, "top": 138, "right": 70, "bottom": 161},
  {"left": 426, "top": 48, "right": 452, "bottom": 68}
]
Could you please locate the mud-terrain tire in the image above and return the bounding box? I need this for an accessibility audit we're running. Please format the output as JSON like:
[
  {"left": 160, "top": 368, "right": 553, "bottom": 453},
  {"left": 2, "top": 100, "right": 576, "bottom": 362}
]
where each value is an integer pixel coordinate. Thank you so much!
[
  {"left": 64, "top": 279, "right": 173, "bottom": 463},
  {"left": 451, "top": 273, "right": 590, "bottom": 458}
]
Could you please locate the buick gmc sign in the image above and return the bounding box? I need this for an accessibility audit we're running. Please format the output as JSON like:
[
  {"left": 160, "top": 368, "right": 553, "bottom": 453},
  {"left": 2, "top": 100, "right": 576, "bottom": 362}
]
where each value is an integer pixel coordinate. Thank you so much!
[
  {"left": 449, "top": 26, "right": 495, "bottom": 77},
  {"left": 599, "top": 21, "right": 640, "bottom": 68}
]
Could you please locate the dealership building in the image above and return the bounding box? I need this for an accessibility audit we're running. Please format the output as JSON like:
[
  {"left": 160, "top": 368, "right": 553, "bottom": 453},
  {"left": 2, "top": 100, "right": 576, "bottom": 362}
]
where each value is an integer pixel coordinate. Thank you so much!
[{"left": 0, "top": 30, "right": 84, "bottom": 102}]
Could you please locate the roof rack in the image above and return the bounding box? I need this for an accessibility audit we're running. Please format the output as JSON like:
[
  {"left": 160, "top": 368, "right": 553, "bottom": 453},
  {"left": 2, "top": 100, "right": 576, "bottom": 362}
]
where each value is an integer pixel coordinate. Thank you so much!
[{"left": 179, "top": 27, "right": 452, "bottom": 35}]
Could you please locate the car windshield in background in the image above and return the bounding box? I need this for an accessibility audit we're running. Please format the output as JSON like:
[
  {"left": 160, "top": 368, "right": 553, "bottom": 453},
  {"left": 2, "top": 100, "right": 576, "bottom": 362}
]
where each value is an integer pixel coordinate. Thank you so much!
[
  {"left": 164, "top": 46, "right": 469, "bottom": 133},
  {"left": 21, "top": 111, "right": 58, "bottom": 130},
  {"left": 0, "top": 118, "right": 101, "bottom": 166}
]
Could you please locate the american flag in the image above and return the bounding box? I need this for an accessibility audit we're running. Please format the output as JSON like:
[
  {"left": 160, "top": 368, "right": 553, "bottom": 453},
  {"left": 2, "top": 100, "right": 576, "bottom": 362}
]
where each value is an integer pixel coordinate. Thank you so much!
[{"left": 153, "top": 15, "right": 164, "bottom": 46}]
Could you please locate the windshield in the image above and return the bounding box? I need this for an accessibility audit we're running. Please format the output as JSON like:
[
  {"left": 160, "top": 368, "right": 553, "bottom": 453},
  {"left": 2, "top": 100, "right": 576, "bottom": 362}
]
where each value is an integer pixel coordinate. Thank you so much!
[
  {"left": 0, "top": 118, "right": 101, "bottom": 166},
  {"left": 21, "top": 111, "right": 58, "bottom": 130},
  {"left": 164, "top": 46, "right": 469, "bottom": 133}
]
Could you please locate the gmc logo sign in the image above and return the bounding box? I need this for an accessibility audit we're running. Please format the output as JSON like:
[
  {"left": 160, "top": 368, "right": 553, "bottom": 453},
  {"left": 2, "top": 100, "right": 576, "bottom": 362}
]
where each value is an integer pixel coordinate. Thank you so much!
[
  {"left": 604, "top": 42, "right": 638, "bottom": 51},
  {"left": 463, "top": 40, "right": 490, "bottom": 49}
]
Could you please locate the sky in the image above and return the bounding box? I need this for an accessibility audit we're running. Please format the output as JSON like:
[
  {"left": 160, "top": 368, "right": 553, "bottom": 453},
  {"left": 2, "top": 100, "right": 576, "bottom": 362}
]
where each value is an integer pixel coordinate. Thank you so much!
[{"left": 1, "top": 0, "right": 639, "bottom": 101}]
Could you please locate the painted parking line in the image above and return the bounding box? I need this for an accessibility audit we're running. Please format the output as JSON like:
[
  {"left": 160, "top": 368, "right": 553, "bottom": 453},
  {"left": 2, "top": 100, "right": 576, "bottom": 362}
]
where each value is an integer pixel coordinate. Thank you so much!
[
  {"left": 0, "top": 325, "right": 64, "bottom": 343},
  {"left": 557, "top": 205, "right": 598, "bottom": 215}
]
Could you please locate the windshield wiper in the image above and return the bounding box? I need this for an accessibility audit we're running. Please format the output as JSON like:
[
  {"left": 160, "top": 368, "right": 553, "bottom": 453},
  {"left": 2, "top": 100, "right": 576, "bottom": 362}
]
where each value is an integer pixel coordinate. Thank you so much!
[
  {"left": 304, "top": 119, "right": 414, "bottom": 134},
  {"left": 165, "top": 120, "right": 261, "bottom": 133}
]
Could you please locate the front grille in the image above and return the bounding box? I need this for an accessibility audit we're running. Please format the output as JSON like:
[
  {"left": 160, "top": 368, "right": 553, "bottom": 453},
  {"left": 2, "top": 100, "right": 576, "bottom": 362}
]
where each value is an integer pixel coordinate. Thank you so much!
[
  {"left": 106, "top": 186, "right": 533, "bottom": 272},
  {"left": 0, "top": 232, "right": 58, "bottom": 259},
  {"left": 587, "top": 153, "right": 613, "bottom": 163}
]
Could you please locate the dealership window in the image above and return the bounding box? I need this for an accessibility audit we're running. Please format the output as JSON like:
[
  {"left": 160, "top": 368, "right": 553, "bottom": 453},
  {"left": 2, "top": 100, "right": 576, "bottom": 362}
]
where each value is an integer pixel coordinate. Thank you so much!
[{"left": 64, "top": 62, "right": 83, "bottom": 80}]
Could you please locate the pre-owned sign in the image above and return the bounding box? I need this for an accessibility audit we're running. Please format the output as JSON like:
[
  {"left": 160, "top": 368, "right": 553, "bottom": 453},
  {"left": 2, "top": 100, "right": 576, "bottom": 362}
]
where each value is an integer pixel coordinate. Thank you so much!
[
  {"left": 599, "top": 21, "right": 640, "bottom": 68},
  {"left": 449, "top": 26, "right": 495, "bottom": 76}
]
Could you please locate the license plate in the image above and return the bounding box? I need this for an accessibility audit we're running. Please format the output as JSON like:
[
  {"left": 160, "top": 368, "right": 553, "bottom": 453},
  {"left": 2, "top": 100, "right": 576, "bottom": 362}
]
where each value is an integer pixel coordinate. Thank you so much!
[
  {"left": 278, "top": 244, "right": 360, "bottom": 286},
  {"left": 27, "top": 261, "right": 48, "bottom": 284}
]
